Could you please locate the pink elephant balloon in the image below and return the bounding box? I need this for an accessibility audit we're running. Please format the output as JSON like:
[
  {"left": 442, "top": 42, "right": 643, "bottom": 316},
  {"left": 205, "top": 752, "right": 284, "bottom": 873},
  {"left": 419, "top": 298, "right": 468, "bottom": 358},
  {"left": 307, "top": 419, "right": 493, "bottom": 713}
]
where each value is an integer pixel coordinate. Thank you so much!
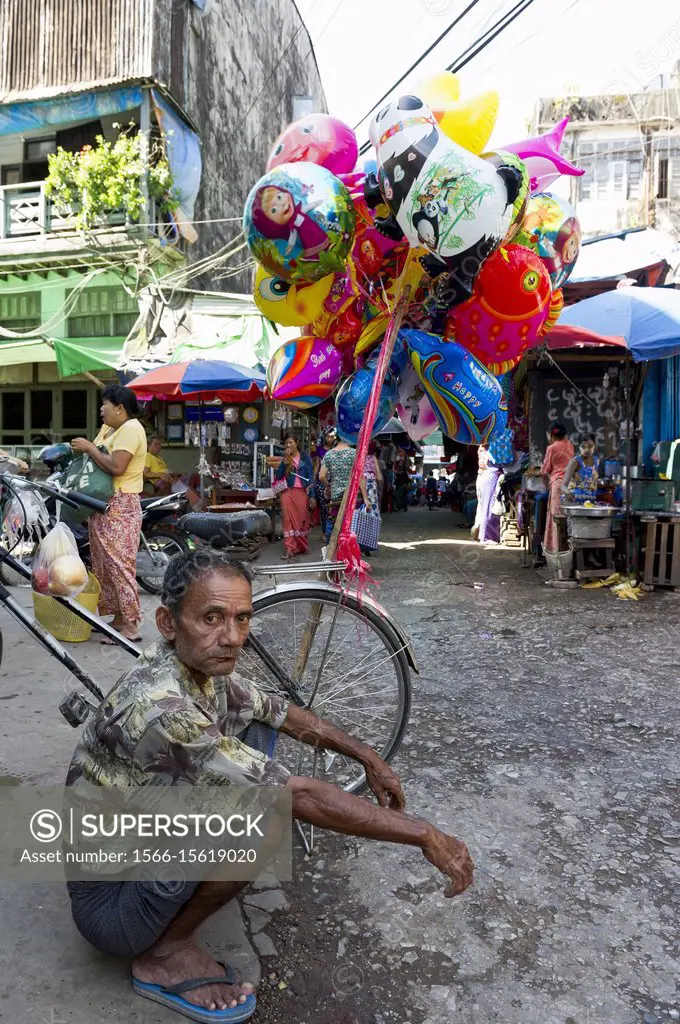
[
  {"left": 396, "top": 364, "right": 439, "bottom": 442},
  {"left": 267, "top": 114, "right": 359, "bottom": 176},
  {"left": 498, "top": 117, "right": 584, "bottom": 195}
]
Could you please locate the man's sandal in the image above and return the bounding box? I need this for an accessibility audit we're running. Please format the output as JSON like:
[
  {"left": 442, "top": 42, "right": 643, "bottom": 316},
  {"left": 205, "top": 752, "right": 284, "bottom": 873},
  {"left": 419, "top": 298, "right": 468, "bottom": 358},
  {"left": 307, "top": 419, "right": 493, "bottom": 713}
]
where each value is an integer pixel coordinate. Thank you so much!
[{"left": 132, "top": 961, "right": 256, "bottom": 1022}]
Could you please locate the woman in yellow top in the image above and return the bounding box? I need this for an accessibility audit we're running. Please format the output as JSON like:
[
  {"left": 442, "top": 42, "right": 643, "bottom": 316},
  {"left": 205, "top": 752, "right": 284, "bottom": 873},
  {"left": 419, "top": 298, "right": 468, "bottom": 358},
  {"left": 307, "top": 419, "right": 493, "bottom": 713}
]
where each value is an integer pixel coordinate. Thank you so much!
[
  {"left": 72, "top": 385, "right": 147, "bottom": 642},
  {"left": 144, "top": 435, "right": 173, "bottom": 495}
]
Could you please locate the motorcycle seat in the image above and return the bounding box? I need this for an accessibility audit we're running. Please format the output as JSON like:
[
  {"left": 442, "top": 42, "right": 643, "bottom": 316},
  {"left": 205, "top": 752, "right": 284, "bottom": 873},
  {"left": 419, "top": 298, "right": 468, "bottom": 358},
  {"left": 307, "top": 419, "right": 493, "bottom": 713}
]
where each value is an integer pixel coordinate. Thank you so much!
[{"left": 178, "top": 510, "right": 272, "bottom": 547}]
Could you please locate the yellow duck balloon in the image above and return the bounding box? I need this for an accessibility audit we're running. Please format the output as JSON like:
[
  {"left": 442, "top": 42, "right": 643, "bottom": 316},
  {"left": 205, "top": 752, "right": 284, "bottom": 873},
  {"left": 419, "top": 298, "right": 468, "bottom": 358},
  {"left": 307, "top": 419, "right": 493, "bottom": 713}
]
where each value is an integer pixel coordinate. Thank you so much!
[{"left": 414, "top": 70, "right": 499, "bottom": 155}]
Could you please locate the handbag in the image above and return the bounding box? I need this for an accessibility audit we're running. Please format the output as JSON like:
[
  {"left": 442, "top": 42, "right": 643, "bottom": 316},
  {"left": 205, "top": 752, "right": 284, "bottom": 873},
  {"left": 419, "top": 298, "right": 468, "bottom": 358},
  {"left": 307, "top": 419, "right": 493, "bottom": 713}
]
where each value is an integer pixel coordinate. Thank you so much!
[
  {"left": 59, "top": 448, "right": 114, "bottom": 524},
  {"left": 351, "top": 505, "right": 381, "bottom": 551},
  {"left": 272, "top": 478, "right": 287, "bottom": 497}
]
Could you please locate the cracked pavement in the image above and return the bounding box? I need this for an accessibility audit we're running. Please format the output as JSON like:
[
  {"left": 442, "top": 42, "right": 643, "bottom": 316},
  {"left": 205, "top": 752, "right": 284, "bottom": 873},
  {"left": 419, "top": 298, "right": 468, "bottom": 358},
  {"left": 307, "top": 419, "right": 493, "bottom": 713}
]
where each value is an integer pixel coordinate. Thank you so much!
[{"left": 0, "top": 507, "right": 678, "bottom": 1023}]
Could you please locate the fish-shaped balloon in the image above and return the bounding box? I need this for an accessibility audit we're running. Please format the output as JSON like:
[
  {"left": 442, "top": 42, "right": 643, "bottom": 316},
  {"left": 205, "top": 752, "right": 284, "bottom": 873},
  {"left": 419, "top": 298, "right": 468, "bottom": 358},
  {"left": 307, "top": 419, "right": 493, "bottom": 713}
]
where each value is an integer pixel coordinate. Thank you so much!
[
  {"left": 403, "top": 327, "right": 507, "bottom": 444},
  {"left": 498, "top": 117, "right": 584, "bottom": 195},
  {"left": 447, "top": 244, "right": 562, "bottom": 375}
]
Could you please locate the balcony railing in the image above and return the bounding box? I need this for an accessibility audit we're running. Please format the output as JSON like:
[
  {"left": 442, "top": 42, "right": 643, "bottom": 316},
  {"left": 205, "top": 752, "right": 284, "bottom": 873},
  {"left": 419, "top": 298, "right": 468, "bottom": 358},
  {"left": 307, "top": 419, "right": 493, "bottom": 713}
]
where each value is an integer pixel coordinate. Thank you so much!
[{"left": 0, "top": 180, "right": 153, "bottom": 241}]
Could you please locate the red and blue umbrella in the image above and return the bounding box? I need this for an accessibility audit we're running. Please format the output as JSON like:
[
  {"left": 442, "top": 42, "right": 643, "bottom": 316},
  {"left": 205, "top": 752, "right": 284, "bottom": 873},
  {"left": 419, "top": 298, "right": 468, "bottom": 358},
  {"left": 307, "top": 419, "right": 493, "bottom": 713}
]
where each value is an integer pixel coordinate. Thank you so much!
[{"left": 128, "top": 359, "right": 266, "bottom": 401}]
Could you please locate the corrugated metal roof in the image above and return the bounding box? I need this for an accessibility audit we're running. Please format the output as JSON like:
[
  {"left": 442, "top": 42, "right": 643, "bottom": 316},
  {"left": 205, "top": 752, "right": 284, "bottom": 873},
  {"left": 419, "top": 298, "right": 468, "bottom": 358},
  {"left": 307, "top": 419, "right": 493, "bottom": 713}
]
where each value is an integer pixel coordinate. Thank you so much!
[{"left": 0, "top": 0, "right": 154, "bottom": 103}]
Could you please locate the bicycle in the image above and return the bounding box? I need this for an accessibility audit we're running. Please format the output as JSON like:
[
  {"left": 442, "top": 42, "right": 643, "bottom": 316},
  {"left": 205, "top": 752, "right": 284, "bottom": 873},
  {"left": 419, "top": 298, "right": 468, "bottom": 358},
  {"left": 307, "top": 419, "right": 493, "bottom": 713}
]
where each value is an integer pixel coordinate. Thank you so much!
[{"left": 0, "top": 484, "right": 415, "bottom": 818}]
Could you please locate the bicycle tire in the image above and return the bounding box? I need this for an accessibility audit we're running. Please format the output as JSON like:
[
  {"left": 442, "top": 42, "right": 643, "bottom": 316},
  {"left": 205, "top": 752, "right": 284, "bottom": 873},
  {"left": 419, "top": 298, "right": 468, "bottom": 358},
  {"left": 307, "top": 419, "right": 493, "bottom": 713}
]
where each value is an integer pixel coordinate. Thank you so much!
[
  {"left": 244, "top": 584, "right": 412, "bottom": 795},
  {"left": 137, "top": 531, "right": 191, "bottom": 595}
]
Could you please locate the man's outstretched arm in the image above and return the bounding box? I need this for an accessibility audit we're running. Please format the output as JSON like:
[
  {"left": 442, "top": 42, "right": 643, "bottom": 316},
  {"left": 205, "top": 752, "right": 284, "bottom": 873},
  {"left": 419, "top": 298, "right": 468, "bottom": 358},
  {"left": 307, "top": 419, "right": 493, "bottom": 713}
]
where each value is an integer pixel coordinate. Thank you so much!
[
  {"left": 278, "top": 703, "right": 405, "bottom": 810},
  {"left": 287, "top": 774, "right": 474, "bottom": 898}
]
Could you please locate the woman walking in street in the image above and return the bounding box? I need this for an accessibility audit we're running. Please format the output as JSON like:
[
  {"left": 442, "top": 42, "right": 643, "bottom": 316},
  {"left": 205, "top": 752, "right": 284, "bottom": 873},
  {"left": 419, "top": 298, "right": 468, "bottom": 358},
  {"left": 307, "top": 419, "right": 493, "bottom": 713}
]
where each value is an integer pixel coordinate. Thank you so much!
[
  {"left": 360, "top": 440, "right": 383, "bottom": 555},
  {"left": 541, "top": 422, "right": 575, "bottom": 552},
  {"left": 72, "top": 385, "right": 146, "bottom": 642},
  {"left": 319, "top": 433, "right": 368, "bottom": 543},
  {"left": 274, "top": 434, "right": 315, "bottom": 559},
  {"left": 471, "top": 443, "right": 501, "bottom": 543}
]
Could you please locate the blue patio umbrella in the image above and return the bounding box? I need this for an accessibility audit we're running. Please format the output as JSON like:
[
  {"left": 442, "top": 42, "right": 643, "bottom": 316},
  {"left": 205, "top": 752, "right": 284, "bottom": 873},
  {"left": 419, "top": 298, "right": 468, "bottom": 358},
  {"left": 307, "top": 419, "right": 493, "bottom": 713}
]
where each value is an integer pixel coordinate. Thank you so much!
[
  {"left": 557, "top": 287, "right": 680, "bottom": 362},
  {"left": 179, "top": 359, "right": 266, "bottom": 395}
]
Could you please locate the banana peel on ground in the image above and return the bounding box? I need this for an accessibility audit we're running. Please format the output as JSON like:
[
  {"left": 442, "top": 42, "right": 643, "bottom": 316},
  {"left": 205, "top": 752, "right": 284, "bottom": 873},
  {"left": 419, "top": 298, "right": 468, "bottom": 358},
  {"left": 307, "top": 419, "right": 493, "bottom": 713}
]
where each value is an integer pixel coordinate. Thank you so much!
[{"left": 580, "top": 574, "right": 644, "bottom": 601}]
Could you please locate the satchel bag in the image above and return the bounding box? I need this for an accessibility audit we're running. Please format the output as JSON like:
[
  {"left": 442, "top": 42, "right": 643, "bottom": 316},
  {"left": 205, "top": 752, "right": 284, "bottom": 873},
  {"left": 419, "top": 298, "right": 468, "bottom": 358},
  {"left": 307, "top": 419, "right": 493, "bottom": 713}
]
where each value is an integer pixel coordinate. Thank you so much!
[{"left": 59, "top": 448, "right": 114, "bottom": 524}]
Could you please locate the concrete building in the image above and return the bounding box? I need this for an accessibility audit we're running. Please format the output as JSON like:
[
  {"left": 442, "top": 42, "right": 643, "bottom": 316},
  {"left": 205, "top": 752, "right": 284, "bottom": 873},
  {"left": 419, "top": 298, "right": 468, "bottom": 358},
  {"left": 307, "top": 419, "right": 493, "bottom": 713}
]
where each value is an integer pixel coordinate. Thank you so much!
[
  {"left": 532, "top": 67, "right": 680, "bottom": 239},
  {"left": 0, "top": 0, "right": 325, "bottom": 452}
]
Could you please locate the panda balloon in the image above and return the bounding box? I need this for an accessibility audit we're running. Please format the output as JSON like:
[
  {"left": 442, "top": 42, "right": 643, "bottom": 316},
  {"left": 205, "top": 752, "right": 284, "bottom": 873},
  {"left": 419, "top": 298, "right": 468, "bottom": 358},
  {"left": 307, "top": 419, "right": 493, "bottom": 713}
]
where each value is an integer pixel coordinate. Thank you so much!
[{"left": 369, "top": 94, "right": 527, "bottom": 305}]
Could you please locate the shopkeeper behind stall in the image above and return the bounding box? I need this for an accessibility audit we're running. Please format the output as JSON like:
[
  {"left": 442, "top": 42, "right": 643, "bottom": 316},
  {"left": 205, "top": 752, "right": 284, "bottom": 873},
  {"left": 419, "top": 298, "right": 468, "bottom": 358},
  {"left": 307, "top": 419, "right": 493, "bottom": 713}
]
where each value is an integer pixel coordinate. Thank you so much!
[
  {"left": 541, "top": 423, "right": 575, "bottom": 553},
  {"left": 562, "top": 434, "right": 600, "bottom": 505}
]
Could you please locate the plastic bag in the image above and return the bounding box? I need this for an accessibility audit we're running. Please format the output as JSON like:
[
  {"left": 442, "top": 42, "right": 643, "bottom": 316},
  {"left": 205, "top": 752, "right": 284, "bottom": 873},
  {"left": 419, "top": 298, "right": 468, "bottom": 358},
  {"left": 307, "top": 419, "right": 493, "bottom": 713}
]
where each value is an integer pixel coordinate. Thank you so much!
[
  {"left": 31, "top": 523, "right": 88, "bottom": 598},
  {"left": 2, "top": 489, "right": 49, "bottom": 546}
]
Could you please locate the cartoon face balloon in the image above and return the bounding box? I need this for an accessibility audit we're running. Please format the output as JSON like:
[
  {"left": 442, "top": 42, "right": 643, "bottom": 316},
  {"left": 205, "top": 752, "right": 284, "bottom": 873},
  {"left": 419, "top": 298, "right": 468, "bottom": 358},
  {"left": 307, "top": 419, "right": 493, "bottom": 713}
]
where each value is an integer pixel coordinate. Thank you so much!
[
  {"left": 396, "top": 363, "right": 439, "bottom": 442},
  {"left": 267, "top": 114, "right": 359, "bottom": 176},
  {"left": 253, "top": 266, "right": 334, "bottom": 327},
  {"left": 514, "top": 192, "right": 581, "bottom": 289},
  {"left": 244, "top": 162, "right": 356, "bottom": 283},
  {"left": 266, "top": 336, "right": 344, "bottom": 409},
  {"left": 368, "top": 94, "right": 524, "bottom": 302},
  {"left": 335, "top": 366, "right": 398, "bottom": 445},
  {"left": 447, "top": 244, "right": 559, "bottom": 375},
  {"left": 402, "top": 327, "right": 508, "bottom": 444}
]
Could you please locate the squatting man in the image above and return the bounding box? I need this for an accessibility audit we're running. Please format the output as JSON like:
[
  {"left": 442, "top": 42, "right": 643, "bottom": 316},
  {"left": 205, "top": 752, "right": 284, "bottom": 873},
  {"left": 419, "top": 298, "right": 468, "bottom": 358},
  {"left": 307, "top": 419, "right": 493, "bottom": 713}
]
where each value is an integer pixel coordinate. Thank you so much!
[{"left": 65, "top": 550, "right": 473, "bottom": 1023}]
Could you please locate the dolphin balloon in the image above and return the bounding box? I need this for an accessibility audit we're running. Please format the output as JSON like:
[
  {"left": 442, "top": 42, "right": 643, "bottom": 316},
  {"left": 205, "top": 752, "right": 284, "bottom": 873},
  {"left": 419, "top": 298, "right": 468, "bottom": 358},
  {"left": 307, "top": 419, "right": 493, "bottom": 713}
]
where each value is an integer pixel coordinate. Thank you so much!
[{"left": 498, "top": 117, "right": 584, "bottom": 195}]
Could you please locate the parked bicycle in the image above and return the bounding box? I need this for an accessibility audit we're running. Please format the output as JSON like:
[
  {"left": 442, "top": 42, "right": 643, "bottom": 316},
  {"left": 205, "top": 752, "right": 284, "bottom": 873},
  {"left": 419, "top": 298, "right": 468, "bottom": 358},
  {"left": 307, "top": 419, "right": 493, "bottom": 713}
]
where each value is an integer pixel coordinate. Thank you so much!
[
  {"left": 0, "top": 481, "right": 414, "bottom": 806},
  {"left": 0, "top": 459, "right": 194, "bottom": 594}
]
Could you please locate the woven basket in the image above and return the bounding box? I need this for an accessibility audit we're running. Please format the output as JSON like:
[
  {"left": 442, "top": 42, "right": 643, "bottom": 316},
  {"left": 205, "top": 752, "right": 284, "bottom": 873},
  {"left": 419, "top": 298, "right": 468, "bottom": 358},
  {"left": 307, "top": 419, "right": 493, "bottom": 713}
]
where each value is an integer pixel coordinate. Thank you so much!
[{"left": 33, "top": 572, "right": 100, "bottom": 643}]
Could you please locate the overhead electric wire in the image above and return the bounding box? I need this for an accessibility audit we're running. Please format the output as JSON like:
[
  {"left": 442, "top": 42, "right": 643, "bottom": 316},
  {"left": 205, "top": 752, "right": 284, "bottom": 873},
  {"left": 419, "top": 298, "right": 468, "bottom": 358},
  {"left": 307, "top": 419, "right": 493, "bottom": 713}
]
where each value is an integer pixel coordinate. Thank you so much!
[
  {"left": 447, "top": 0, "right": 536, "bottom": 72},
  {"left": 352, "top": 0, "right": 484, "bottom": 133},
  {"left": 356, "top": 0, "right": 539, "bottom": 155}
]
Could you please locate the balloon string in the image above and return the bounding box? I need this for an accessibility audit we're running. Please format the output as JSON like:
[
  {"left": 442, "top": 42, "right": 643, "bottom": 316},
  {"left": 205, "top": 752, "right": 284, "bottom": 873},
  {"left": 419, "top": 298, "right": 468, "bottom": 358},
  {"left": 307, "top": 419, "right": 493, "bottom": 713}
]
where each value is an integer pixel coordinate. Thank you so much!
[{"left": 338, "top": 251, "right": 417, "bottom": 540}]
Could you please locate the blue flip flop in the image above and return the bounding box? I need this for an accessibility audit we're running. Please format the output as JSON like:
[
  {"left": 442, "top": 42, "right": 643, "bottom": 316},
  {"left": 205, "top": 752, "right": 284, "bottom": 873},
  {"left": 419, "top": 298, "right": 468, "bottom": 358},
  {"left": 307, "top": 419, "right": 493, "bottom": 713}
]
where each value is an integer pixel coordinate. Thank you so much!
[{"left": 132, "top": 961, "right": 257, "bottom": 1023}]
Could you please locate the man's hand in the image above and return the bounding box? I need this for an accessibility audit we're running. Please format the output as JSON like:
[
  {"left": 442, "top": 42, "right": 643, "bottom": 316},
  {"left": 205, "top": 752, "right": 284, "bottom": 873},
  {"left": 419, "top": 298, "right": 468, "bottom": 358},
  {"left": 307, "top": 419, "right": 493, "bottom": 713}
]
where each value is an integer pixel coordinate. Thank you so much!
[
  {"left": 422, "top": 826, "right": 474, "bottom": 898},
  {"left": 364, "top": 756, "right": 405, "bottom": 811}
]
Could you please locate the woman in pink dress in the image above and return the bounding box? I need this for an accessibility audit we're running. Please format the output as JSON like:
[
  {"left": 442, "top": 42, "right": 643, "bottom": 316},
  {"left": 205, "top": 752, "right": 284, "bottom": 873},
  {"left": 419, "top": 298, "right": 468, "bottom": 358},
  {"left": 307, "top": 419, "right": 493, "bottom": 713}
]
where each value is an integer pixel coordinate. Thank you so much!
[{"left": 541, "top": 423, "right": 575, "bottom": 553}]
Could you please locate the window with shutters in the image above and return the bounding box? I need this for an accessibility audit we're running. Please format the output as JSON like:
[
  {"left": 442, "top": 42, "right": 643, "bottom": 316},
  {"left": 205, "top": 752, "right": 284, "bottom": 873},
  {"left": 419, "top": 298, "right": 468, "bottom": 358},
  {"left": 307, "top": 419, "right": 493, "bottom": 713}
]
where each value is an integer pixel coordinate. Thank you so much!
[
  {"left": 628, "top": 160, "right": 643, "bottom": 199},
  {"left": 0, "top": 291, "right": 42, "bottom": 333},
  {"left": 66, "top": 287, "right": 138, "bottom": 338}
]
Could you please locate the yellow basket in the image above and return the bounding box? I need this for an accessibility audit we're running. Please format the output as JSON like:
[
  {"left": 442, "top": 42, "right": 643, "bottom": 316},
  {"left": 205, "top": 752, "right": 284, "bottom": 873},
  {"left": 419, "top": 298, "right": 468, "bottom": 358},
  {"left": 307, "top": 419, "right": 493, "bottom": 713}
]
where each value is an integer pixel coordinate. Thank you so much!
[{"left": 33, "top": 572, "right": 101, "bottom": 643}]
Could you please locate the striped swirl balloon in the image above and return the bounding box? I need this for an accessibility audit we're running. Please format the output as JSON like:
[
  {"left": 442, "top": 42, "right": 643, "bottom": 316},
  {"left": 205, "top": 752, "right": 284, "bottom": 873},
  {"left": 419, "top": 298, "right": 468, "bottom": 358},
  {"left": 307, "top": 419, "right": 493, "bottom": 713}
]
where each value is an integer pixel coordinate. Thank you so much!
[{"left": 266, "top": 336, "right": 344, "bottom": 409}]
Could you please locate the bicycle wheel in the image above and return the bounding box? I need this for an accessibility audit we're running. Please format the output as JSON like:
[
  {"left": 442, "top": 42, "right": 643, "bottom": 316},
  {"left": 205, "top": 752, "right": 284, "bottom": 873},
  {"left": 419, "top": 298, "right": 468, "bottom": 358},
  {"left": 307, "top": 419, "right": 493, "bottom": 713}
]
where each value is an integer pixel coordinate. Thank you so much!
[
  {"left": 137, "top": 531, "right": 190, "bottom": 595},
  {"left": 238, "top": 584, "right": 411, "bottom": 795}
]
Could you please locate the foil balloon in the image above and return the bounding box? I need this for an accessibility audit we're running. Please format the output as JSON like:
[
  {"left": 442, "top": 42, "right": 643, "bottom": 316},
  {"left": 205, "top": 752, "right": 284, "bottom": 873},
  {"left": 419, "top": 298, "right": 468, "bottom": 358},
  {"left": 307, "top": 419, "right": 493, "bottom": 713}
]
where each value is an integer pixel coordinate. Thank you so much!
[
  {"left": 514, "top": 192, "right": 581, "bottom": 289},
  {"left": 253, "top": 266, "right": 333, "bottom": 327},
  {"left": 244, "top": 162, "right": 356, "bottom": 283},
  {"left": 267, "top": 114, "right": 359, "bottom": 175},
  {"left": 366, "top": 330, "right": 410, "bottom": 377},
  {"left": 403, "top": 327, "right": 508, "bottom": 444},
  {"left": 414, "top": 71, "right": 499, "bottom": 154},
  {"left": 499, "top": 117, "right": 584, "bottom": 195},
  {"left": 368, "top": 94, "right": 524, "bottom": 303},
  {"left": 266, "top": 336, "right": 343, "bottom": 409},
  {"left": 335, "top": 366, "right": 398, "bottom": 444},
  {"left": 396, "top": 363, "right": 439, "bottom": 442},
  {"left": 447, "top": 244, "right": 562, "bottom": 374}
]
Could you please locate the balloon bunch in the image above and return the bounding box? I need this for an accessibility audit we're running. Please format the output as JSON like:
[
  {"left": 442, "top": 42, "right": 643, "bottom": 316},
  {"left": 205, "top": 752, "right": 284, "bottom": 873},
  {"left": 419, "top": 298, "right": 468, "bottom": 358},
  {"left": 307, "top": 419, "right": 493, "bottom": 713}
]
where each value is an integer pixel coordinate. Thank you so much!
[{"left": 243, "top": 72, "right": 584, "bottom": 448}]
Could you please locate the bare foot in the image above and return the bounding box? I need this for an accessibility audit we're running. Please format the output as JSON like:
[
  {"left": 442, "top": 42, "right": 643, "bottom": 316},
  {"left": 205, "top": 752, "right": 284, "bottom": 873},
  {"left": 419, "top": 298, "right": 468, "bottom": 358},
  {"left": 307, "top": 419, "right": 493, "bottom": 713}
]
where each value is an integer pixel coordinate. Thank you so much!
[{"left": 133, "top": 942, "right": 254, "bottom": 1012}]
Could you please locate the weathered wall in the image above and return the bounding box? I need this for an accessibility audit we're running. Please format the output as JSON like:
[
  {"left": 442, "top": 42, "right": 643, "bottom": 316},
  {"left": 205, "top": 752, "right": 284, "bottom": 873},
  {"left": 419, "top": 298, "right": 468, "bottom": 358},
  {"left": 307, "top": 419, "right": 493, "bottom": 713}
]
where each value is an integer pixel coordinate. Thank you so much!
[{"left": 153, "top": 0, "right": 327, "bottom": 293}]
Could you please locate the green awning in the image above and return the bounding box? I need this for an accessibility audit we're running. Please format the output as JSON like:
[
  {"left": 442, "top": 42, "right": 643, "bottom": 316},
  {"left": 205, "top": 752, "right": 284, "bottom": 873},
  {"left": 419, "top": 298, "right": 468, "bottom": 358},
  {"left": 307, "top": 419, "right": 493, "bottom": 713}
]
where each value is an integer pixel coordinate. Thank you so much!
[
  {"left": 170, "top": 315, "right": 292, "bottom": 369},
  {"left": 0, "top": 336, "right": 125, "bottom": 377}
]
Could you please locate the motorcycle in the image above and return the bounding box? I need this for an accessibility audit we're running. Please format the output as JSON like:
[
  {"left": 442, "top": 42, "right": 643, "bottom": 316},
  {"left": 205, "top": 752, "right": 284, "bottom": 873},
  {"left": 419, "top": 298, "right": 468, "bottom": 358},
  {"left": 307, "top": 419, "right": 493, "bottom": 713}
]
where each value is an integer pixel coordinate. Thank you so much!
[{"left": 0, "top": 447, "right": 196, "bottom": 594}]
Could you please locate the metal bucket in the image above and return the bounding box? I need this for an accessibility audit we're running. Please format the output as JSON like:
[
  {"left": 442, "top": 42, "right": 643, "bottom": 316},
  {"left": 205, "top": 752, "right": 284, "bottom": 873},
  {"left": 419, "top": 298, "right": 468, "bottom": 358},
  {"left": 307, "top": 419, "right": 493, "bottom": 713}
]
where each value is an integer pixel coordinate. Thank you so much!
[{"left": 568, "top": 515, "right": 612, "bottom": 540}]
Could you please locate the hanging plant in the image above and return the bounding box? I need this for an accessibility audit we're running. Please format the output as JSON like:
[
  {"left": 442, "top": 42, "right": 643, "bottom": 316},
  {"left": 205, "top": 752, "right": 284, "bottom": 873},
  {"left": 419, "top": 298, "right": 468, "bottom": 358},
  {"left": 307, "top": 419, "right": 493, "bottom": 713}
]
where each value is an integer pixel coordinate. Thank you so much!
[{"left": 45, "top": 125, "right": 180, "bottom": 231}]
